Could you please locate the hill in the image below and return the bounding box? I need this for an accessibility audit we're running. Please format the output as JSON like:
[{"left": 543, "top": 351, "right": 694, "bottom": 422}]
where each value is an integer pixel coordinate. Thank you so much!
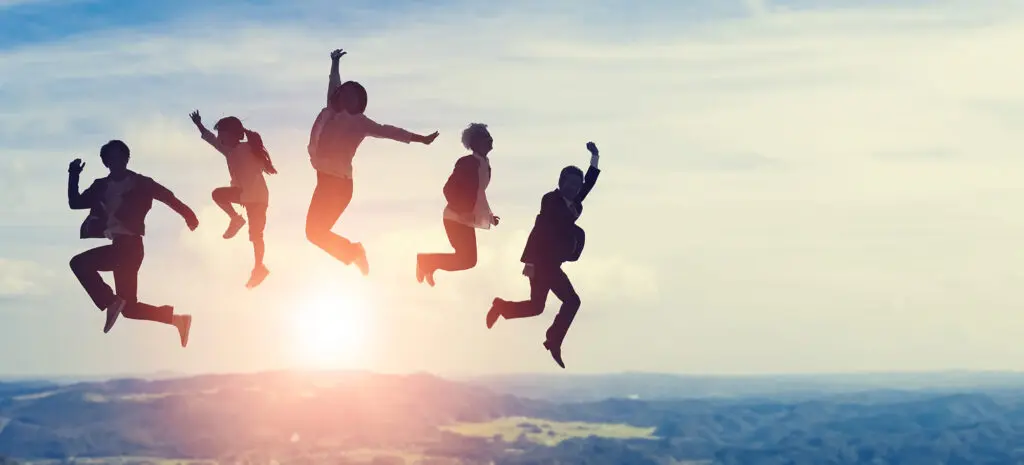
[{"left": 4, "top": 372, "right": 1024, "bottom": 463}]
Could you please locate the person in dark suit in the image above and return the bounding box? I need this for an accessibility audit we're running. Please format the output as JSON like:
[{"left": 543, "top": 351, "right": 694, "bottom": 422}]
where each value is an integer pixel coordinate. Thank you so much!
[
  {"left": 67, "top": 140, "right": 198, "bottom": 347},
  {"left": 486, "top": 141, "right": 602, "bottom": 368},
  {"left": 416, "top": 123, "right": 500, "bottom": 286}
]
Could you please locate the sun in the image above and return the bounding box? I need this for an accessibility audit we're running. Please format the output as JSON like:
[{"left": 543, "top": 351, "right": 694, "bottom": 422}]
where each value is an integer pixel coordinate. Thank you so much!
[{"left": 292, "top": 286, "right": 372, "bottom": 369}]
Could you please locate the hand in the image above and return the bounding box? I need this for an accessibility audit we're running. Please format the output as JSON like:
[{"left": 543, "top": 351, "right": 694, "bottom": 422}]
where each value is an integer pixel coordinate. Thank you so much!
[
  {"left": 265, "top": 165, "right": 278, "bottom": 175},
  {"left": 330, "top": 48, "right": 347, "bottom": 60},
  {"left": 189, "top": 110, "right": 201, "bottom": 125},
  {"left": 491, "top": 215, "right": 500, "bottom": 226},
  {"left": 420, "top": 131, "right": 439, "bottom": 145},
  {"left": 586, "top": 141, "right": 598, "bottom": 155},
  {"left": 68, "top": 158, "right": 85, "bottom": 175},
  {"left": 185, "top": 213, "right": 199, "bottom": 231}
]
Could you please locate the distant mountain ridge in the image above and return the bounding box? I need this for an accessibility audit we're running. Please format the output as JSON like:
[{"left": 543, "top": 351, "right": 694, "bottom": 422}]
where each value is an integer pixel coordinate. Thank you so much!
[{"left": 4, "top": 371, "right": 1024, "bottom": 463}]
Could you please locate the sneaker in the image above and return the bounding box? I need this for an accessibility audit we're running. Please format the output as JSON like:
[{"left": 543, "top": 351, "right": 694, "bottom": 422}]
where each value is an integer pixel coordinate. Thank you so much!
[
  {"left": 486, "top": 298, "right": 503, "bottom": 329},
  {"left": 543, "top": 340, "right": 565, "bottom": 369},
  {"left": 103, "top": 298, "right": 126, "bottom": 334},
  {"left": 173, "top": 313, "right": 191, "bottom": 348},
  {"left": 223, "top": 215, "right": 246, "bottom": 239},
  {"left": 352, "top": 243, "right": 370, "bottom": 276},
  {"left": 246, "top": 265, "right": 270, "bottom": 289}
]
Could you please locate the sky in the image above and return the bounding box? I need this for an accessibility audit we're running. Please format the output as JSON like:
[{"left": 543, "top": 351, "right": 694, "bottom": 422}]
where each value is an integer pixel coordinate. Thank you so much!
[{"left": 4, "top": 0, "right": 1024, "bottom": 377}]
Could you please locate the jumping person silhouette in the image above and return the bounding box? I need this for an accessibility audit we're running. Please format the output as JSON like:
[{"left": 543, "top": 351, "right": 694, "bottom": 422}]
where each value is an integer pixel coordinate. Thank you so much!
[
  {"left": 67, "top": 140, "right": 198, "bottom": 346},
  {"left": 416, "top": 123, "right": 499, "bottom": 286},
  {"left": 306, "top": 48, "right": 439, "bottom": 276},
  {"left": 486, "top": 142, "right": 602, "bottom": 369},
  {"left": 189, "top": 110, "right": 277, "bottom": 288}
]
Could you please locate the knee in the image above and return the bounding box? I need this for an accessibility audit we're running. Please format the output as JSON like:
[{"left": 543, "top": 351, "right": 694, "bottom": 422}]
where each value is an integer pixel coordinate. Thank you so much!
[
  {"left": 305, "top": 224, "right": 322, "bottom": 243},
  {"left": 564, "top": 293, "right": 581, "bottom": 310},
  {"left": 211, "top": 189, "right": 223, "bottom": 202},
  {"left": 458, "top": 249, "right": 478, "bottom": 269},
  {"left": 528, "top": 299, "right": 546, "bottom": 315},
  {"left": 69, "top": 254, "right": 86, "bottom": 273}
]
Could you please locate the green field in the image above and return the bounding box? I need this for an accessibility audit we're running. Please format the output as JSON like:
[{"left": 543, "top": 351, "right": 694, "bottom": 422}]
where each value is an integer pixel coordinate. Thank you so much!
[{"left": 440, "top": 416, "right": 657, "bottom": 446}]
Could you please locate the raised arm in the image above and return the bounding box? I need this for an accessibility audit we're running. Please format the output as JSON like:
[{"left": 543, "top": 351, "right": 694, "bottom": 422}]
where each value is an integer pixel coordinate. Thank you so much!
[
  {"left": 67, "top": 159, "right": 94, "bottom": 209},
  {"left": 327, "top": 48, "right": 346, "bottom": 106},
  {"left": 576, "top": 141, "right": 601, "bottom": 203},
  {"left": 189, "top": 110, "right": 227, "bottom": 155},
  {"left": 149, "top": 178, "right": 199, "bottom": 231},
  {"left": 359, "top": 114, "right": 439, "bottom": 145}
]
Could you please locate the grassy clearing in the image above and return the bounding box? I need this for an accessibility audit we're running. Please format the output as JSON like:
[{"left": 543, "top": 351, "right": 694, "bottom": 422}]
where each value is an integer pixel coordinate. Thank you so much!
[{"left": 440, "top": 416, "right": 656, "bottom": 446}]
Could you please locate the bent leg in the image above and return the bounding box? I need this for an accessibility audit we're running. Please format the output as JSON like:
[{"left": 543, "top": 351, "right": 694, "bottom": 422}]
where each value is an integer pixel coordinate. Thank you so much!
[
  {"left": 212, "top": 187, "right": 242, "bottom": 217},
  {"left": 121, "top": 302, "right": 174, "bottom": 325},
  {"left": 305, "top": 172, "right": 359, "bottom": 264},
  {"left": 498, "top": 272, "right": 552, "bottom": 320},
  {"left": 419, "top": 219, "right": 478, "bottom": 274},
  {"left": 69, "top": 245, "right": 119, "bottom": 310},
  {"left": 214, "top": 187, "right": 246, "bottom": 239},
  {"left": 544, "top": 268, "right": 580, "bottom": 347}
]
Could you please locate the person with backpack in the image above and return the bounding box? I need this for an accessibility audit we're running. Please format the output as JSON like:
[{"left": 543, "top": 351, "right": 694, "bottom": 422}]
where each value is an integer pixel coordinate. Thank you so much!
[
  {"left": 306, "top": 47, "right": 439, "bottom": 276},
  {"left": 416, "top": 123, "right": 499, "bottom": 286},
  {"left": 485, "top": 141, "right": 602, "bottom": 369},
  {"left": 67, "top": 140, "right": 198, "bottom": 346}
]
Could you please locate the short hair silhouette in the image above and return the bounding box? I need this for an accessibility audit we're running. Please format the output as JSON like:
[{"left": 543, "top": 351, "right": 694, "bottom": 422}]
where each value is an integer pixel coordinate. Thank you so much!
[
  {"left": 461, "top": 123, "right": 489, "bottom": 151},
  {"left": 100, "top": 140, "right": 130, "bottom": 168},
  {"left": 560, "top": 165, "right": 584, "bottom": 183},
  {"left": 329, "top": 81, "right": 368, "bottom": 115}
]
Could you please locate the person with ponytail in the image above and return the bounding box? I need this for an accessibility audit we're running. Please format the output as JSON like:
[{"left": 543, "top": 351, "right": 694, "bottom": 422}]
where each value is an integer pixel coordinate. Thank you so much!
[
  {"left": 189, "top": 110, "right": 276, "bottom": 288},
  {"left": 305, "top": 47, "right": 440, "bottom": 277}
]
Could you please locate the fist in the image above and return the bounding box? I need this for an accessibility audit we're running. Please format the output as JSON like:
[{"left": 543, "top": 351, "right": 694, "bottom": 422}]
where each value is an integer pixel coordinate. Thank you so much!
[
  {"left": 68, "top": 159, "right": 85, "bottom": 174},
  {"left": 586, "top": 141, "right": 598, "bottom": 155},
  {"left": 185, "top": 214, "right": 199, "bottom": 231},
  {"left": 491, "top": 215, "right": 500, "bottom": 226}
]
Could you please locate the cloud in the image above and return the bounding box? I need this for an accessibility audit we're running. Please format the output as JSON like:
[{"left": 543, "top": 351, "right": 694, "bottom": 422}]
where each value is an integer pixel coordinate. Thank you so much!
[
  {"left": 9, "top": 0, "right": 1024, "bottom": 373},
  {"left": 0, "top": 258, "right": 53, "bottom": 297}
]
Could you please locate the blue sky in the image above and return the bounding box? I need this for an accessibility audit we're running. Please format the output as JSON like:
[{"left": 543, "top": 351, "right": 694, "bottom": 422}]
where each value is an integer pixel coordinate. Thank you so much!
[{"left": 5, "top": 0, "right": 1024, "bottom": 378}]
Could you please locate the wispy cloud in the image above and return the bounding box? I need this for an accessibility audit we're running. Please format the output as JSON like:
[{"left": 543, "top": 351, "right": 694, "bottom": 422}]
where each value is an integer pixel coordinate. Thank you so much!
[{"left": 5, "top": 0, "right": 1024, "bottom": 375}]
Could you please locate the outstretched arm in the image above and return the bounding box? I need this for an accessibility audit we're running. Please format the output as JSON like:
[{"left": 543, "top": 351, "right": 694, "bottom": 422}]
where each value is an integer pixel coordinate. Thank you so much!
[
  {"left": 149, "top": 179, "right": 199, "bottom": 230},
  {"left": 189, "top": 110, "right": 227, "bottom": 155},
  {"left": 577, "top": 141, "right": 601, "bottom": 203},
  {"left": 360, "top": 115, "right": 439, "bottom": 145},
  {"left": 67, "top": 159, "right": 94, "bottom": 209},
  {"left": 327, "top": 48, "right": 346, "bottom": 106}
]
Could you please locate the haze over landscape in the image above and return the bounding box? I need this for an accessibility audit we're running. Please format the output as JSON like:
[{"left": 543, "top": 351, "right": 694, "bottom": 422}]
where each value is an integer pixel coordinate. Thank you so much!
[{"left": 6, "top": 0, "right": 1024, "bottom": 463}]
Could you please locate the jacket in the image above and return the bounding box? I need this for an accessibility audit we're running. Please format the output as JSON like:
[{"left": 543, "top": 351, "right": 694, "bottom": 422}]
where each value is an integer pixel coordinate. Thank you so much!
[
  {"left": 520, "top": 166, "right": 600, "bottom": 265},
  {"left": 443, "top": 154, "right": 489, "bottom": 215},
  {"left": 70, "top": 170, "right": 175, "bottom": 239}
]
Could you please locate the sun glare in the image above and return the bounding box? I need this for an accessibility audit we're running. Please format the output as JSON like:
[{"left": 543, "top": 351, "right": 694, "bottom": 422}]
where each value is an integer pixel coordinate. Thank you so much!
[{"left": 293, "top": 286, "right": 372, "bottom": 368}]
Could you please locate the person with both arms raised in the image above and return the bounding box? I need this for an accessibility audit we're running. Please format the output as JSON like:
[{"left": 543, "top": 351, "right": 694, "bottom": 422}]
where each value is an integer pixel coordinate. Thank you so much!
[{"left": 486, "top": 141, "right": 602, "bottom": 369}]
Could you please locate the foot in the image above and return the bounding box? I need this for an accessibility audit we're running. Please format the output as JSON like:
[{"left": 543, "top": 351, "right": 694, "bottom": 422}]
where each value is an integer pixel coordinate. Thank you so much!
[
  {"left": 173, "top": 313, "right": 191, "bottom": 348},
  {"left": 246, "top": 265, "right": 270, "bottom": 289},
  {"left": 223, "top": 215, "right": 246, "bottom": 239},
  {"left": 486, "top": 298, "right": 503, "bottom": 329},
  {"left": 352, "top": 243, "right": 370, "bottom": 276},
  {"left": 103, "top": 297, "right": 126, "bottom": 334},
  {"left": 543, "top": 340, "right": 565, "bottom": 369}
]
